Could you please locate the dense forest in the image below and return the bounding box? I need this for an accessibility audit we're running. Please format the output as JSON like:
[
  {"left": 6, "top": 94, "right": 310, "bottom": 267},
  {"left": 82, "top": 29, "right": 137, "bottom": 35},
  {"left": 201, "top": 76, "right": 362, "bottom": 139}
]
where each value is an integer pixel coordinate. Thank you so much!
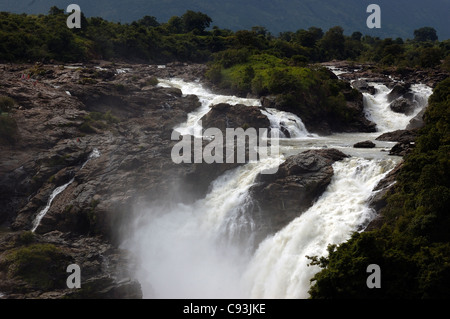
[
  {"left": 1, "top": 7, "right": 449, "bottom": 299},
  {"left": 0, "top": 7, "right": 449, "bottom": 68}
]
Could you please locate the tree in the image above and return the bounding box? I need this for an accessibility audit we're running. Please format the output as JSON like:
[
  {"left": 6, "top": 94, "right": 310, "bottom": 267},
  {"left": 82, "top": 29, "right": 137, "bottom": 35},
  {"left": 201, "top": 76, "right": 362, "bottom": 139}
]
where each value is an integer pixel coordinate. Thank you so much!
[
  {"left": 48, "top": 6, "right": 64, "bottom": 15},
  {"left": 351, "top": 31, "right": 362, "bottom": 42},
  {"left": 166, "top": 16, "right": 183, "bottom": 33},
  {"left": 181, "top": 10, "right": 212, "bottom": 33},
  {"left": 319, "top": 26, "right": 345, "bottom": 60},
  {"left": 251, "top": 26, "right": 268, "bottom": 37},
  {"left": 295, "top": 27, "right": 323, "bottom": 48},
  {"left": 137, "top": 16, "right": 160, "bottom": 28},
  {"left": 414, "top": 27, "right": 438, "bottom": 42},
  {"left": 419, "top": 47, "right": 442, "bottom": 67}
]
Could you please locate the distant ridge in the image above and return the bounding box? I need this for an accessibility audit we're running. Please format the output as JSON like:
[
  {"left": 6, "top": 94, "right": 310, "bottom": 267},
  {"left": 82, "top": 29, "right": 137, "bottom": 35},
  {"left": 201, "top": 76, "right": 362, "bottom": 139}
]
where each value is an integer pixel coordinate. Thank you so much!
[{"left": 1, "top": 0, "right": 449, "bottom": 39}]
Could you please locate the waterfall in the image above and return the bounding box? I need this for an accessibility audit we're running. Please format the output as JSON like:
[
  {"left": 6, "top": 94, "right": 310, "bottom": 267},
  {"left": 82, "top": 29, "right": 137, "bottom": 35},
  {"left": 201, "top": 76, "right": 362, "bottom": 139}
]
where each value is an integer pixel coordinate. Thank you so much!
[
  {"left": 123, "top": 77, "right": 430, "bottom": 299},
  {"left": 157, "top": 78, "right": 314, "bottom": 139},
  {"left": 157, "top": 78, "right": 261, "bottom": 137},
  {"left": 242, "top": 157, "right": 397, "bottom": 298},
  {"left": 31, "top": 148, "right": 100, "bottom": 232},
  {"left": 260, "top": 108, "right": 315, "bottom": 138},
  {"left": 31, "top": 177, "right": 75, "bottom": 232},
  {"left": 362, "top": 83, "right": 432, "bottom": 133}
]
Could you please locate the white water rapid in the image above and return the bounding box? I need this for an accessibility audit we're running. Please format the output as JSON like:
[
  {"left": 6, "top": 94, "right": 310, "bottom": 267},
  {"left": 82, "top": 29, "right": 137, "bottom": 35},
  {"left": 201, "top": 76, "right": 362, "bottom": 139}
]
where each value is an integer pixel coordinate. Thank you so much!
[
  {"left": 122, "top": 76, "right": 432, "bottom": 298},
  {"left": 31, "top": 148, "right": 100, "bottom": 232},
  {"left": 362, "top": 82, "right": 432, "bottom": 132}
]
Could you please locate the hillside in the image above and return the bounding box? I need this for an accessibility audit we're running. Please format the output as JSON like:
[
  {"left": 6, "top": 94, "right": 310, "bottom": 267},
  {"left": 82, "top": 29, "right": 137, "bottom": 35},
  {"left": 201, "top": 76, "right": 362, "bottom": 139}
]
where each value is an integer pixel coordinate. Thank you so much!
[{"left": 1, "top": 0, "right": 450, "bottom": 39}]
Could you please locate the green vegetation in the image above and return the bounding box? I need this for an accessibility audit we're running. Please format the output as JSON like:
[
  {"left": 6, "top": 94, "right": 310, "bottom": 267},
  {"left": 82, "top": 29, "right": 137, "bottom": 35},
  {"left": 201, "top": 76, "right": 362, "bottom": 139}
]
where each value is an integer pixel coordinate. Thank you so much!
[
  {"left": 308, "top": 78, "right": 450, "bottom": 299},
  {"left": 79, "top": 111, "right": 119, "bottom": 133},
  {"left": 0, "top": 7, "right": 448, "bottom": 69},
  {"left": 0, "top": 114, "right": 18, "bottom": 145},
  {"left": 207, "top": 52, "right": 361, "bottom": 130},
  {"left": 0, "top": 96, "right": 15, "bottom": 113},
  {"left": 2, "top": 243, "right": 71, "bottom": 289}
]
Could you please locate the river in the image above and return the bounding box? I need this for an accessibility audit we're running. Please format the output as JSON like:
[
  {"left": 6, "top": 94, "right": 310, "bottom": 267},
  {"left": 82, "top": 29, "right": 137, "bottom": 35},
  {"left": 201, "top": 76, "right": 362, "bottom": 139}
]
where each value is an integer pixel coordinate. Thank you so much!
[{"left": 121, "top": 73, "right": 432, "bottom": 298}]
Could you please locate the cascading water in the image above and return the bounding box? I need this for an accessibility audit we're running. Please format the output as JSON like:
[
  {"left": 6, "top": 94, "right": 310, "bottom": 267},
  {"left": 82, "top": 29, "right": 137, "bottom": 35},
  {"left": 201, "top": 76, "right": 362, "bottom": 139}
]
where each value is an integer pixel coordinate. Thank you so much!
[
  {"left": 260, "top": 108, "right": 315, "bottom": 138},
  {"left": 31, "top": 148, "right": 100, "bottom": 232},
  {"left": 362, "top": 83, "right": 432, "bottom": 132},
  {"left": 157, "top": 79, "right": 262, "bottom": 137},
  {"left": 242, "top": 157, "right": 397, "bottom": 298},
  {"left": 123, "top": 77, "right": 432, "bottom": 298}
]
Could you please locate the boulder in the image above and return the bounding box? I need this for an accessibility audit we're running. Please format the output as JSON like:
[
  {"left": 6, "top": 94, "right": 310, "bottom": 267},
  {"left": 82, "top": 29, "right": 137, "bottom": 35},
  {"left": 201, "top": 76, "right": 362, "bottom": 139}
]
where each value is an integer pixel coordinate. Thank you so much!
[
  {"left": 366, "top": 162, "right": 403, "bottom": 231},
  {"left": 376, "top": 129, "right": 417, "bottom": 143},
  {"left": 352, "top": 79, "right": 376, "bottom": 95},
  {"left": 247, "top": 149, "right": 348, "bottom": 245},
  {"left": 387, "top": 83, "right": 411, "bottom": 102},
  {"left": 406, "top": 108, "right": 426, "bottom": 130},
  {"left": 389, "top": 98, "right": 415, "bottom": 115},
  {"left": 353, "top": 140, "right": 376, "bottom": 148},
  {"left": 389, "top": 141, "right": 415, "bottom": 157},
  {"left": 201, "top": 103, "right": 270, "bottom": 132}
]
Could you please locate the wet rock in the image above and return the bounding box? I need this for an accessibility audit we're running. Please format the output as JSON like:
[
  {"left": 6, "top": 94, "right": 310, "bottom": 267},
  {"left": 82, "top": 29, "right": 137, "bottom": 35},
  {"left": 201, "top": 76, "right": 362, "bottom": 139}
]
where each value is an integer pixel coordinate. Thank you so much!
[
  {"left": 248, "top": 149, "right": 349, "bottom": 245},
  {"left": 389, "top": 98, "right": 415, "bottom": 115},
  {"left": 406, "top": 108, "right": 426, "bottom": 130},
  {"left": 376, "top": 130, "right": 418, "bottom": 157},
  {"left": 0, "top": 62, "right": 210, "bottom": 298},
  {"left": 352, "top": 79, "right": 376, "bottom": 95},
  {"left": 353, "top": 140, "right": 376, "bottom": 148},
  {"left": 366, "top": 163, "right": 403, "bottom": 230},
  {"left": 376, "top": 130, "right": 417, "bottom": 143},
  {"left": 387, "top": 83, "right": 411, "bottom": 102},
  {"left": 201, "top": 103, "right": 270, "bottom": 132},
  {"left": 389, "top": 142, "right": 415, "bottom": 156}
]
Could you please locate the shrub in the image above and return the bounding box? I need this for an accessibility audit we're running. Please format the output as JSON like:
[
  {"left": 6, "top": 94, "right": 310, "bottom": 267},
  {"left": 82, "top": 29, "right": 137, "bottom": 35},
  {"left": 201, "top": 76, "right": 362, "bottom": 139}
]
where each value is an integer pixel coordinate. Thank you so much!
[
  {"left": 3, "top": 244, "right": 71, "bottom": 289},
  {"left": 0, "top": 113, "right": 18, "bottom": 144},
  {"left": 0, "top": 96, "right": 15, "bottom": 113}
]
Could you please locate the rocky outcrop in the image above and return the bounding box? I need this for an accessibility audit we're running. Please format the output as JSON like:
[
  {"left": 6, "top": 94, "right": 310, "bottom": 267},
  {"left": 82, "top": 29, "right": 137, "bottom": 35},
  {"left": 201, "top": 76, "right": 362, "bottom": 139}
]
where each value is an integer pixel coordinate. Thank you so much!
[
  {"left": 181, "top": 103, "right": 271, "bottom": 199},
  {"left": 387, "top": 83, "right": 412, "bottom": 102},
  {"left": 0, "top": 230, "right": 142, "bottom": 299},
  {"left": 366, "top": 162, "right": 403, "bottom": 231},
  {"left": 247, "top": 149, "right": 348, "bottom": 245},
  {"left": 376, "top": 129, "right": 418, "bottom": 156},
  {"left": 352, "top": 79, "right": 376, "bottom": 95},
  {"left": 376, "top": 129, "right": 418, "bottom": 143},
  {"left": 406, "top": 108, "right": 426, "bottom": 130},
  {"left": 389, "top": 98, "right": 415, "bottom": 115},
  {"left": 322, "top": 61, "right": 449, "bottom": 89},
  {"left": 0, "top": 62, "right": 210, "bottom": 299},
  {"left": 201, "top": 103, "right": 270, "bottom": 132}
]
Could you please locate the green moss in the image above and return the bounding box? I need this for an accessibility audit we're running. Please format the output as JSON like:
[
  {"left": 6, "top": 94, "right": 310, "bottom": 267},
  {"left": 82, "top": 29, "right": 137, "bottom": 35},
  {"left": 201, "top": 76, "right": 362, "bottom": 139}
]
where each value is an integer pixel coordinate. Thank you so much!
[
  {"left": 146, "top": 77, "right": 159, "bottom": 86},
  {"left": 0, "top": 96, "right": 15, "bottom": 113},
  {"left": 4, "top": 244, "right": 71, "bottom": 289},
  {"left": 78, "top": 77, "right": 97, "bottom": 85},
  {"left": 0, "top": 113, "right": 18, "bottom": 144},
  {"left": 78, "top": 122, "right": 96, "bottom": 134},
  {"left": 16, "top": 231, "right": 35, "bottom": 245}
]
